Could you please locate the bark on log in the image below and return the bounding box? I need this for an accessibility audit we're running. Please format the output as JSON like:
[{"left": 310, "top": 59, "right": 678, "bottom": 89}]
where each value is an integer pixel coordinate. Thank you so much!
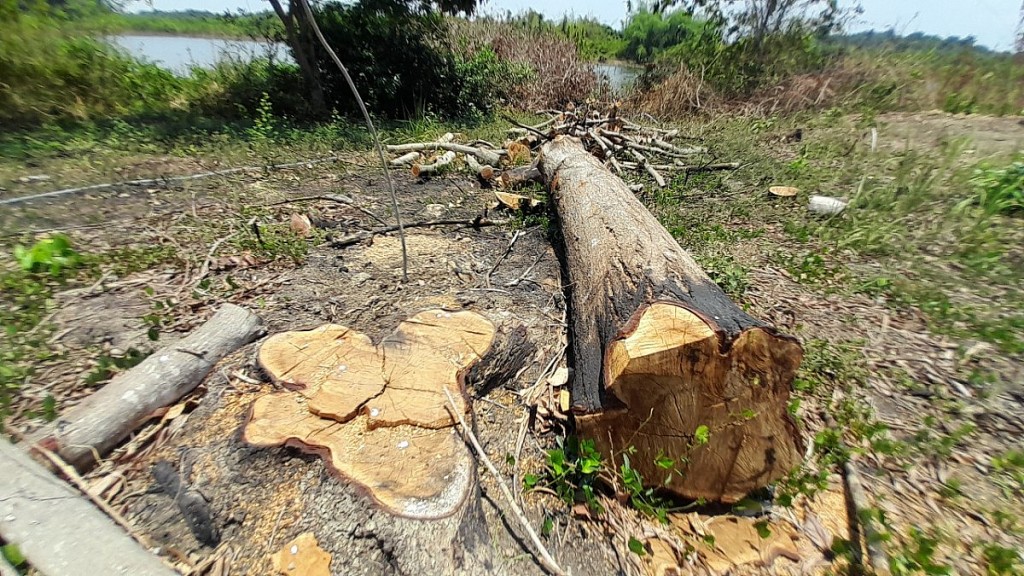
[
  {"left": 538, "top": 136, "right": 803, "bottom": 503},
  {"left": 34, "top": 304, "right": 264, "bottom": 471},
  {"left": 412, "top": 150, "right": 456, "bottom": 177},
  {"left": 0, "top": 439, "right": 178, "bottom": 576},
  {"left": 499, "top": 165, "right": 543, "bottom": 189},
  {"left": 390, "top": 151, "right": 421, "bottom": 166}
]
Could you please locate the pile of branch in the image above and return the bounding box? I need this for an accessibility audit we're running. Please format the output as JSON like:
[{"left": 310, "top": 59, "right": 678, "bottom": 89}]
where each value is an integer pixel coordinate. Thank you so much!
[
  {"left": 385, "top": 108, "right": 738, "bottom": 189},
  {"left": 506, "top": 107, "right": 738, "bottom": 188}
]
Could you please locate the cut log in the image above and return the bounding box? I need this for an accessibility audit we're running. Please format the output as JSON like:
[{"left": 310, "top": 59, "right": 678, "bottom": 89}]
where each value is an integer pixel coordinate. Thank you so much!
[
  {"left": 538, "top": 136, "right": 803, "bottom": 503},
  {"left": 499, "top": 165, "right": 543, "bottom": 189},
  {"left": 0, "top": 439, "right": 178, "bottom": 576},
  {"left": 464, "top": 154, "right": 496, "bottom": 183},
  {"left": 34, "top": 304, "right": 264, "bottom": 471}
]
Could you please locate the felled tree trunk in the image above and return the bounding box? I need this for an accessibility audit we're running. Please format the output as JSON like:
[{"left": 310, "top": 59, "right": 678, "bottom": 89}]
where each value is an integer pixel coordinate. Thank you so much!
[{"left": 539, "top": 136, "right": 803, "bottom": 503}]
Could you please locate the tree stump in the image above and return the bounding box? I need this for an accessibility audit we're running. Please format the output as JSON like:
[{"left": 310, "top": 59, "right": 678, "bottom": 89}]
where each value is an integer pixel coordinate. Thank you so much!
[
  {"left": 539, "top": 136, "right": 804, "bottom": 503},
  {"left": 242, "top": 310, "right": 501, "bottom": 573}
]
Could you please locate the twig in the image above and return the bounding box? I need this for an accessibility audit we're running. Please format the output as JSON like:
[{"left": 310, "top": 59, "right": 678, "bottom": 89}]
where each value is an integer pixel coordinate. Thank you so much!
[
  {"left": 503, "top": 114, "right": 554, "bottom": 141},
  {"left": 260, "top": 194, "right": 388, "bottom": 226},
  {"left": 505, "top": 252, "right": 545, "bottom": 288},
  {"left": 296, "top": 0, "right": 408, "bottom": 280},
  {"left": 386, "top": 142, "right": 504, "bottom": 165},
  {"left": 824, "top": 412, "right": 890, "bottom": 575},
  {"left": 192, "top": 232, "right": 238, "bottom": 287},
  {"left": 485, "top": 230, "right": 523, "bottom": 288},
  {"left": 330, "top": 217, "right": 504, "bottom": 248},
  {"left": 443, "top": 389, "right": 568, "bottom": 576}
]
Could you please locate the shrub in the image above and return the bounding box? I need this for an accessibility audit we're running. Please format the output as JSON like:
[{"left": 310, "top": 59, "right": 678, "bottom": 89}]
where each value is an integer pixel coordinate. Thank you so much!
[
  {"left": 452, "top": 18, "right": 596, "bottom": 111},
  {"left": 0, "top": 11, "right": 183, "bottom": 127},
  {"left": 306, "top": 2, "right": 530, "bottom": 120}
]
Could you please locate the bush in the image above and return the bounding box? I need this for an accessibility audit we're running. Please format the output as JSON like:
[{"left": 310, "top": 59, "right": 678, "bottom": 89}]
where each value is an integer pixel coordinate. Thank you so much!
[
  {"left": 0, "top": 12, "right": 183, "bottom": 127},
  {"left": 308, "top": 2, "right": 530, "bottom": 119},
  {"left": 453, "top": 18, "right": 596, "bottom": 111},
  {"left": 185, "top": 58, "right": 308, "bottom": 119}
]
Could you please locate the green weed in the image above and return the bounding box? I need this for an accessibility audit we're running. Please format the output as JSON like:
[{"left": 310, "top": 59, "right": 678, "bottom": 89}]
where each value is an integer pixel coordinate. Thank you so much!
[{"left": 960, "top": 161, "right": 1024, "bottom": 216}]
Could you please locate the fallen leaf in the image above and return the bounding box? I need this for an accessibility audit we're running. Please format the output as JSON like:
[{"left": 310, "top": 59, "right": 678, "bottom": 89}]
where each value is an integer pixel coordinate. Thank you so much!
[
  {"left": 769, "top": 186, "right": 799, "bottom": 197},
  {"left": 270, "top": 532, "right": 331, "bottom": 576},
  {"left": 290, "top": 213, "right": 313, "bottom": 237}
]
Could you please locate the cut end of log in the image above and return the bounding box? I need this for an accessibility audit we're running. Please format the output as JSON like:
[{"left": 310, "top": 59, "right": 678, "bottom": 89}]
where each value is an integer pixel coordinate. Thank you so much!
[
  {"left": 247, "top": 310, "right": 496, "bottom": 518},
  {"left": 271, "top": 532, "right": 332, "bottom": 576},
  {"left": 580, "top": 302, "right": 804, "bottom": 503}
]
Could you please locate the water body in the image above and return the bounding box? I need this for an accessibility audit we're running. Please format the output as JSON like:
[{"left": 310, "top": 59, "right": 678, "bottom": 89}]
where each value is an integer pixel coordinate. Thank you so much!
[
  {"left": 108, "top": 34, "right": 290, "bottom": 76},
  {"left": 594, "top": 62, "right": 642, "bottom": 93},
  {"left": 111, "top": 34, "right": 643, "bottom": 94}
]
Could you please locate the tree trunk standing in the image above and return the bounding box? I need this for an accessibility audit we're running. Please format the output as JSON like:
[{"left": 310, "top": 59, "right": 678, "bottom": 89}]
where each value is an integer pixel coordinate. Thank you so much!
[
  {"left": 539, "top": 136, "right": 804, "bottom": 503},
  {"left": 267, "top": 0, "right": 326, "bottom": 116}
]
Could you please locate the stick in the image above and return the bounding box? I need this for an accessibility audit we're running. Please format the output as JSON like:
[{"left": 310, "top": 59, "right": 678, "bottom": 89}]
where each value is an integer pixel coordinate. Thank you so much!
[
  {"left": 628, "top": 149, "right": 666, "bottom": 188},
  {"left": 504, "top": 114, "right": 554, "bottom": 141},
  {"left": 192, "top": 232, "right": 238, "bottom": 287},
  {"left": 386, "top": 142, "right": 504, "bottom": 166},
  {"left": 589, "top": 130, "right": 622, "bottom": 174},
  {"left": 329, "top": 217, "right": 504, "bottom": 248},
  {"left": 485, "top": 230, "right": 523, "bottom": 288},
  {"left": 296, "top": 0, "right": 408, "bottom": 280},
  {"left": 443, "top": 389, "right": 567, "bottom": 576},
  {"left": 0, "top": 156, "right": 345, "bottom": 206}
]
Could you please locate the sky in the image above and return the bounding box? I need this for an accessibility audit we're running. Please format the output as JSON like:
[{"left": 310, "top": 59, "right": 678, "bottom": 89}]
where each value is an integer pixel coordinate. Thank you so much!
[{"left": 131, "top": 0, "right": 1023, "bottom": 51}]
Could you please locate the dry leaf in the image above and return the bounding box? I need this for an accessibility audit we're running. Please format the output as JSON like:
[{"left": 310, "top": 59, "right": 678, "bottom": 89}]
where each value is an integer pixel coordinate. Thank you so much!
[
  {"left": 290, "top": 213, "right": 313, "bottom": 237},
  {"left": 271, "top": 532, "right": 331, "bottom": 576},
  {"left": 548, "top": 367, "right": 569, "bottom": 388}
]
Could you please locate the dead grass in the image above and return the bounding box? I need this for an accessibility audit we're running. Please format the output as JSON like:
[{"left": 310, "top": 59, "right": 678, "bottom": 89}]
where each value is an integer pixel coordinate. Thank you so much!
[{"left": 451, "top": 20, "right": 596, "bottom": 110}]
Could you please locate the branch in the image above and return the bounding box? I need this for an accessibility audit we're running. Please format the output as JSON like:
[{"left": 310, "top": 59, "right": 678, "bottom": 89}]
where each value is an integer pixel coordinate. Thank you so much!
[
  {"left": 329, "top": 217, "right": 504, "bottom": 248},
  {"left": 296, "top": 0, "right": 408, "bottom": 280},
  {"left": 443, "top": 389, "right": 568, "bottom": 576}
]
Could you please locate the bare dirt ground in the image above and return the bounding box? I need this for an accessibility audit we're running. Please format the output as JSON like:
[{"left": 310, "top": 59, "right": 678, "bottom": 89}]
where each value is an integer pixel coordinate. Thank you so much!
[{"left": 1, "top": 111, "right": 1022, "bottom": 575}]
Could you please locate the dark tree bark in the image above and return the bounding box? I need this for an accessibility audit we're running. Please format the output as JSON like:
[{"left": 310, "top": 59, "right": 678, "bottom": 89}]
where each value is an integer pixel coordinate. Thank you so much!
[
  {"left": 539, "top": 136, "right": 804, "bottom": 503},
  {"left": 267, "top": 0, "right": 327, "bottom": 116}
]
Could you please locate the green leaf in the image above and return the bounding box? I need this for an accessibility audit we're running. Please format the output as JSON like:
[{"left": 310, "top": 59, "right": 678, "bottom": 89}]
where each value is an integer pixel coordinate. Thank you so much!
[
  {"left": 523, "top": 474, "right": 539, "bottom": 489},
  {"left": 2, "top": 543, "right": 26, "bottom": 567},
  {"left": 541, "top": 516, "right": 554, "bottom": 537},
  {"left": 655, "top": 452, "right": 674, "bottom": 469},
  {"left": 754, "top": 520, "right": 772, "bottom": 539},
  {"left": 628, "top": 537, "right": 646, "bottom": 556},
  {"left": 694, "top": 425, "right": 710, "bottom": 445},
  {"left": 580, "top": 458, "right": 601, "bottom": 475},
  {"left": 505, "top": 453, "right": 515, "bottom": 467}
]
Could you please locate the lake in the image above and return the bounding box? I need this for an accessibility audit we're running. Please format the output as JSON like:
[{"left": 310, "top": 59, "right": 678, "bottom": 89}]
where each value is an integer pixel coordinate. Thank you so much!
[
  {"left": 108, "top": 34, "right": 290, "bottom": 76},
  {"left": 595, "top": 62, "right": 642, "bottom": 93},
  {"left": 110, "top": 34, "right": 643, "bottom": 93}
]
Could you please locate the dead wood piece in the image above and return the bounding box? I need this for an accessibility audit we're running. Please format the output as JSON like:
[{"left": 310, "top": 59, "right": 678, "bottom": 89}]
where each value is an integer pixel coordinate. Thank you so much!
[
  {"left": 465, "top": 154, "right": 496, "bottom": 183},
  {"left": 0, "top": 439, "right": 178, "bottom": 576},
  {"left": 499, "top": 165, "right": 544, "bottom": 189},
  {"left": 34, "top": 304, "right": 264, "bottom": 471},
  {"left": 494, "top": 192, "right": 542, "bottom": 212},
  {"left": 412, "top": 150, "right": 456, "bottom": 177},
  {"left": 152, "top": 460, "right": 220, "bottom": 547},
  {"left": 539, "top": 136, "right": 803, "bottom": 503},
  {"left": 329, "top": 216, "right": 503, "bottom": 248},
  {"left": 271, "top": 533, "right": 331, "bottom": 576},
  {"left": 465, "top": 321, "right": 535, "bottom": 396},
  {"left": 390, "top": 151, "right": 421, "bottom": 166},
  {"left": 245, "top": 310, "right": 496, "bottom": 519},
  {"left": 629, "top": 149, "right": 667, "bottom": 188},
  {"left": 386, "top": 142, "right": 503, "bottom": 166}
]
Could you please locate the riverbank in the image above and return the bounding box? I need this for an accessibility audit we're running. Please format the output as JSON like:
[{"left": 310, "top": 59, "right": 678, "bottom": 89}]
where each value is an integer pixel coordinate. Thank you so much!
[{"left": 82, "top": 10, "right": 282, "bottom": 40}]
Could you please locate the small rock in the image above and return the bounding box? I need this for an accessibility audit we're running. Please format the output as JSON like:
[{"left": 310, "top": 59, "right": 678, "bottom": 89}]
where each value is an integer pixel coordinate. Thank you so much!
[
  {"left": 352, "top": 272, "right": 372, "bottom": 285},
  {"left": 421, "top": 204, "right": 446, "bottom": 219}
]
